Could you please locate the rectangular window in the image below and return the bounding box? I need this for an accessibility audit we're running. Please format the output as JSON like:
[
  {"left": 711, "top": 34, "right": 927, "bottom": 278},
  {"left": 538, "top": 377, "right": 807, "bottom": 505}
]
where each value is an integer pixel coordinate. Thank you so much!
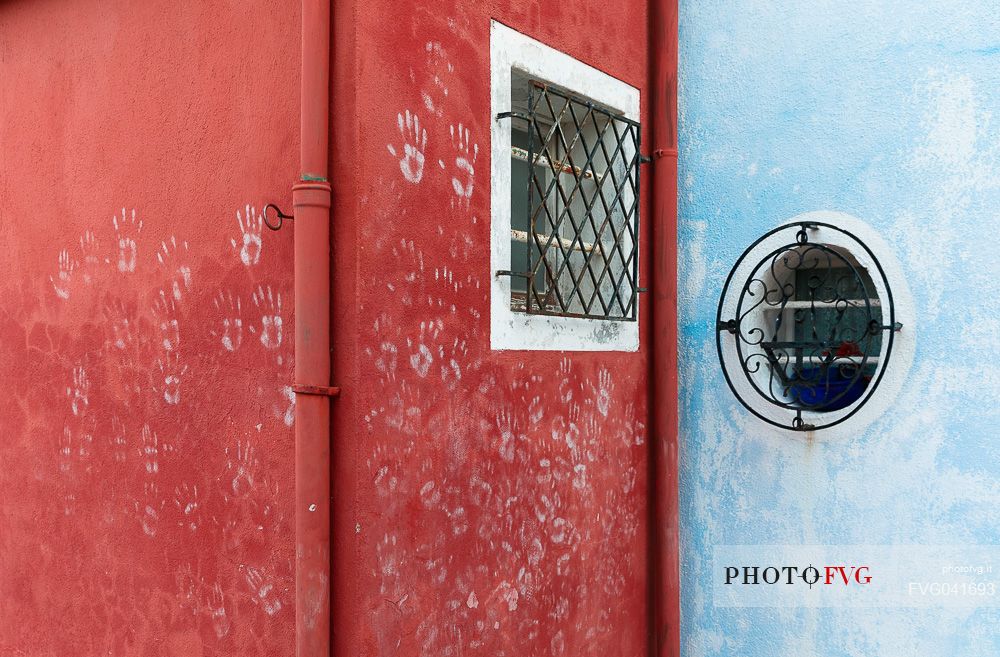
[
  {"left": 507, "top": 77, "right": 641, "bottom": 320},
  {"left": 490, "top": 21, "right": 641, "bottom": 351}
]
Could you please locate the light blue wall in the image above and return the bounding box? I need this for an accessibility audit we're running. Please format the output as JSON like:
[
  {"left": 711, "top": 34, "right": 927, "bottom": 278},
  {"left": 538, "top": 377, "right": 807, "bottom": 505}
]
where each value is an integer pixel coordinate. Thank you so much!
[{"left": 679, "top": 1, "right": 1000, "bottom": 654}]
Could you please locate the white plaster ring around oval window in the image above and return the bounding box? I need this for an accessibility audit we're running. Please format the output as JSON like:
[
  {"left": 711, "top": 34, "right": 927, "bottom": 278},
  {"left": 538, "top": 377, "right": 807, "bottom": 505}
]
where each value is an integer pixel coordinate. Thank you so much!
[{"left": 720, "top": 211, "right": 916, "bottom": 440}]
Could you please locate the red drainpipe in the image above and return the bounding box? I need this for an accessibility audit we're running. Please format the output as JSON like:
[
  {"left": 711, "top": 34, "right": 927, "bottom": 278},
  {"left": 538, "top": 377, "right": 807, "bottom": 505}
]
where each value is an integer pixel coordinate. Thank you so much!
[
  {"left": 294, "top": 0, "right": 333, "bottom": 655},
  {"left": 649, "top": 0, "right": 679, "bottom": 655}
]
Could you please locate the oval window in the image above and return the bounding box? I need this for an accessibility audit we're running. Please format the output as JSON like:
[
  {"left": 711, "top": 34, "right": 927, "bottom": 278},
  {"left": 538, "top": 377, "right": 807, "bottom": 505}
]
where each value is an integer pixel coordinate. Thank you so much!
[{"left": 716, "top": 220, "right": 903, "bottom": 431}]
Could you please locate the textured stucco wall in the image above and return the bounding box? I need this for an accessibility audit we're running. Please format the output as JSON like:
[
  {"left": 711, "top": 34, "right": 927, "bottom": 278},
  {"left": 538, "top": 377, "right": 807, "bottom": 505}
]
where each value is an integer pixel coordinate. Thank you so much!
[
  {"left": 333, "top": 2, "right": 653, "bottom": 656},
  {"left": 0, "top": 1, "right": 654, "bottom": 656},
  {"left": 679, "top": 1, "right": 1000, "bottom": 654},
  {"left": 0, "top": 2, "right": 299, "bottom": 654}
]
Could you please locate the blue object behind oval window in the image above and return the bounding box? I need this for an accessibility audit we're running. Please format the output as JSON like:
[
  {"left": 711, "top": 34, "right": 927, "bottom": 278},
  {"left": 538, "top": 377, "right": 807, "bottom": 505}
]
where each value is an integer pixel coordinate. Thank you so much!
[{"left": 792, "top": 366, "right": 871, "bottom": 411}]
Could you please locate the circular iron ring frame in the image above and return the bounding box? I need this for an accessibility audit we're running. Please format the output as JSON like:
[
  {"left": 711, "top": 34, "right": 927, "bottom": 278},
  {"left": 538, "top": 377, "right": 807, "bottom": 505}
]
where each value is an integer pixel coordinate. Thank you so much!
[{"left": 716, "top": 221, "right": 901, "bottom": 432}]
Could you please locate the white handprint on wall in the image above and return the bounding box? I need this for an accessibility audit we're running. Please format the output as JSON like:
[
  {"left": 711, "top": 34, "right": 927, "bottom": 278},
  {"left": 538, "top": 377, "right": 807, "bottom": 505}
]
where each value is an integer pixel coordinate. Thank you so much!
[
  {"left": 78, "top": 230, "right": 102, "bottom": 284},
  {"left": 66, "top": 366, "right": 90, "bottom": 417},
  {"left": 138, "top": 481, "right": 164, "bottom": 537},
  {"left": 231, "top": 204, "right": 263, "bottom": 267},
  {"left": 386, "top": 110, "right": 428, "bottom": 184},
  {"left": 103, "top": 298, "right": 134, "bottom": 350},
  {"left": 173, "top": 483, "right": 200, "bottom": 531},
  {"left": 250, "top": 285, "right": 283, "bottom": 350},
  {"left": 279, "top": 385, "right": 295, "bottom": 427},
  {"left": 109, "top": 415, "right": 127, "bottom": 463},
  {"left": 211, "top": 290, "right": 243, "bottom": 352},
  {"left": 205, "top": 583, "right": 231, "bottom": 639},
  {"left": 152, "top": 289, "right": 181, "bottom": 352},
  {"left": 50, "top": 249, "right": 76, "bottom": 299},
  {"left": 156, "top": 236, "right": 192, "bottom": 302},
  {"left": 420, "top": 41, "right": 454, "bottom": 117},
  {"left": 140, "top": 423, "right": 159, "bottom": 475},
  {"left": 242, "top": 565, "right": 283, "bottom": 616},
  {"left": 227, "top": 440, "right": 257, "bottom": 497},
  {"left": 449, "top": 122, "right": 478, "bottom": 209},
  {"left": 112, "top": 208, "right": 142, "bottom": 273},
  {"left": 58, "top": 425, "right": 73, "bottom": 473},
  {"left": 594, "top": 368, "right": 614, "bottom": 418},
  {"left": 156, "top": 352, "right": 187, "bottom": 405}
]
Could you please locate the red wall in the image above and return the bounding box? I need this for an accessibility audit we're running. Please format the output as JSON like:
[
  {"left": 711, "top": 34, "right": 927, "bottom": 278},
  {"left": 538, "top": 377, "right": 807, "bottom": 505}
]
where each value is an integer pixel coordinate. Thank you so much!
[
  {"left": 0, "top": 0, "right": 651, "bottom": 655},
  {"left": 333, "top": 1, "right": 651, "bottom": 656},
  {"left": 0, "top": 2, "right": 300, "bottom": 655}
]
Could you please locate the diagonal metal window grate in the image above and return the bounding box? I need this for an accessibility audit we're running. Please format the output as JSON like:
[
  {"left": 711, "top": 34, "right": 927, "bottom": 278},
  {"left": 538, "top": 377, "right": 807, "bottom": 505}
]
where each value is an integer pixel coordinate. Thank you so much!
[
  {"left": 715, "top": 221, "right": 903, "bottom": 432},
  {"left": 502, "top": 80, "right": 643, "bottom": 321}
]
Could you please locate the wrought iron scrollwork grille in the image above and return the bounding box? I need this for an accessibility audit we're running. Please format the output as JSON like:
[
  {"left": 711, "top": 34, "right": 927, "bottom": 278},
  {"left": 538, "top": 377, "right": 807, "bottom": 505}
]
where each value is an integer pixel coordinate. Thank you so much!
[
  {"left": 502, "top": 81, "right": 642, "bottom": 321},
  {"left": 716, "top": 222, "right": 902, "bottom": 431}
]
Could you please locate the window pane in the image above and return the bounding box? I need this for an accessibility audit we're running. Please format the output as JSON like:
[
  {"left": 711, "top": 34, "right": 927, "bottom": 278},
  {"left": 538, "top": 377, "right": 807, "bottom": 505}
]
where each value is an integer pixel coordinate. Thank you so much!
[{"left": 511, "top": 128, "right": 531, "bottom": 294}]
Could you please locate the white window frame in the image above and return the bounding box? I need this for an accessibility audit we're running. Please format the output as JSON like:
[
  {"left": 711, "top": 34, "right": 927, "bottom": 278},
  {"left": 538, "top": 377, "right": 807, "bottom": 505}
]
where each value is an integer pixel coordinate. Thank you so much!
[{"left": 490, "top": 20, "right": 640, "bottom": 352}]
